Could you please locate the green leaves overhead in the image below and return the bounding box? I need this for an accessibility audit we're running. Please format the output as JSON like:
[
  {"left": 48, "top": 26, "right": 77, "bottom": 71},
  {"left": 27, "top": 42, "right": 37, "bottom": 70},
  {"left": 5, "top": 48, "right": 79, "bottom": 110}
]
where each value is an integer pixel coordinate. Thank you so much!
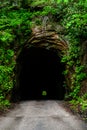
[{"left": 0, "top": 8, "right": 32, "bottom": 45}]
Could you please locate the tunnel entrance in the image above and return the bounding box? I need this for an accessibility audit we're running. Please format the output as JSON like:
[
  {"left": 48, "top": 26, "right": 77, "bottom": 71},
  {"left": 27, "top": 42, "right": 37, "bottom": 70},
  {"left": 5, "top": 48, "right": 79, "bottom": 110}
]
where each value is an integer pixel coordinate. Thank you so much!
[{"left": 16, "top": 47, "right": 65, "bottom": 100}]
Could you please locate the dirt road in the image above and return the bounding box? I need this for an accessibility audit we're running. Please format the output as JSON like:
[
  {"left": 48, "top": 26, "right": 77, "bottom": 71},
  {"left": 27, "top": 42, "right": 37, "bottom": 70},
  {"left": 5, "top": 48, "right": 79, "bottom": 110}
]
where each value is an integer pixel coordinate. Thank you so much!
[{"left": 0, "top": 101, "right": 87, "bottom": 130}]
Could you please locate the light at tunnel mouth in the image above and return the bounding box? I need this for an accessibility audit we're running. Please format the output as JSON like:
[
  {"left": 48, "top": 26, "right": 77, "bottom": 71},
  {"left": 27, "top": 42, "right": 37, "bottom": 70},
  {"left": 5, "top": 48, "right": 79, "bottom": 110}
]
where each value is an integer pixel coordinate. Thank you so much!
[{"left": 14, "top": 47, "right": 65, "bottom": 101}]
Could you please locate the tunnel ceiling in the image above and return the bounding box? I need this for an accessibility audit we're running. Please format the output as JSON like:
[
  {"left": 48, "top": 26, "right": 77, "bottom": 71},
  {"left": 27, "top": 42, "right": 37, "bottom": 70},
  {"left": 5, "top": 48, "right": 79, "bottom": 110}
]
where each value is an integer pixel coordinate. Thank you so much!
[{"left": 23, "top": 26, "right": 68, "bottom": 56}]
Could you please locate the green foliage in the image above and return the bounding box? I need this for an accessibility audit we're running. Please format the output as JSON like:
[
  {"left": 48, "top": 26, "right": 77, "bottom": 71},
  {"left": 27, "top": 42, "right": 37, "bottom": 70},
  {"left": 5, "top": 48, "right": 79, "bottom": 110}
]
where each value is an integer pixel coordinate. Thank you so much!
[
  {"left": 31, "top": 0, "right": 57, "bottom": 6},
  {"left": 0, "top": 8, "right": 32, "bottom": 46},
  {"left": 0, "top": 98, "right": 10, "bottom": 110},
  {"left": 59, "top": 1, "right": 87, "bottom": 101},
  {"left": 0, "top": 6, "right": 32, "bottom": 108},
  {"left": 62, "top": 46, "right": 87, "bottom": 99},
  {"left": 70, "top": 96, "right": 87, "bottom": 112},
  {"left": 61, "top": 1, "right": 87, "bottom": 40},
  {"left": 0, "top": 48, "right": 15, "bottom": 108},
  {"left": 57, "top": 1, "right": 87, "bottom": 111}
]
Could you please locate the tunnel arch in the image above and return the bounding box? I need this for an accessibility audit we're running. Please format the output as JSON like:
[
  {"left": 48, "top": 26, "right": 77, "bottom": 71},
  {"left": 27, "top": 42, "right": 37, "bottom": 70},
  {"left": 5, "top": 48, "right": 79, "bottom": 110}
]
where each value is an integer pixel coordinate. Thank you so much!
[{"left": 12, "top": 27, "right": 68, "bottom": 101}]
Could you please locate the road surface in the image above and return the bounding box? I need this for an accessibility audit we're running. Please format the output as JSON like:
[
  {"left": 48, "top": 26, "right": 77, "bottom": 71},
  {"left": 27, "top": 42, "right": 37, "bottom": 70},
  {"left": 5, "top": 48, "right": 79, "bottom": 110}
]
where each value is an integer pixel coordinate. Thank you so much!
[{"left": 0, "top": 101, "right": 87, "bottom": 130}]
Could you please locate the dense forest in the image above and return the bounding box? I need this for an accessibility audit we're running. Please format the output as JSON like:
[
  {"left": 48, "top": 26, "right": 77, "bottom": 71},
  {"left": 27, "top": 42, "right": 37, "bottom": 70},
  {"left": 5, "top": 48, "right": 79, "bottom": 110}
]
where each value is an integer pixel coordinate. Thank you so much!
[{"left": 0, "top": 0, "right": 87, "bottom": 118}]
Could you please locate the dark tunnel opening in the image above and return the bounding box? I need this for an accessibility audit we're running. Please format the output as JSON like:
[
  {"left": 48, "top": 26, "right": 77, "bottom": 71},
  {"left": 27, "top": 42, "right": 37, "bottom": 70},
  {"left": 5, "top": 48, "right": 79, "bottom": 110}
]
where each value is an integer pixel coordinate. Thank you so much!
[{"left": 16, "top": 47, "right": 65, "bottom": 101}]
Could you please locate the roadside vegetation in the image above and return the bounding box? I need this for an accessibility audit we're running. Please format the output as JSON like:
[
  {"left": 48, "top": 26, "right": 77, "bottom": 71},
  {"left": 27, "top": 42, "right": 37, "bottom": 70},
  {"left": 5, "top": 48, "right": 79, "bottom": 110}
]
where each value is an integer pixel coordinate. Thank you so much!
[{"left": 0, "top": 0, "right": 87, "bottom": 120}]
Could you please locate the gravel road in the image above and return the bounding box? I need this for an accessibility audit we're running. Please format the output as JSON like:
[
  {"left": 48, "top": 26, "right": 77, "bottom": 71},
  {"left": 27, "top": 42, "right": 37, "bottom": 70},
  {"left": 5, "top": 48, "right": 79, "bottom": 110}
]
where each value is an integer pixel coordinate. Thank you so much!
[{"left": 0, "top": 100, "right": 87, "bottom": 130}]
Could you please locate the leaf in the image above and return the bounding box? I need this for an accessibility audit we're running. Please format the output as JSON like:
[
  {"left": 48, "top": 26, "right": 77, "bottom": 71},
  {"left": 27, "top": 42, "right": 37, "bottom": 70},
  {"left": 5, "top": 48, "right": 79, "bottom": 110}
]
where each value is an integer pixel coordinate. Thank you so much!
[{"left": 7, "top": 50, "right": 14, "bottom": 57}]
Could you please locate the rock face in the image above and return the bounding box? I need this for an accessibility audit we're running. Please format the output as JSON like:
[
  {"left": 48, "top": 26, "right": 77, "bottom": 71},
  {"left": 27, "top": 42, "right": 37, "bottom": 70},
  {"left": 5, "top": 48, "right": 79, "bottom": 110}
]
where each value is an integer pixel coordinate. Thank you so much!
[
  {"left": 25, "top": 25, "right": 68, "bottom": 54},
  {"left": 81, "top": 41, "right": 87, "bottom": 95}
]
